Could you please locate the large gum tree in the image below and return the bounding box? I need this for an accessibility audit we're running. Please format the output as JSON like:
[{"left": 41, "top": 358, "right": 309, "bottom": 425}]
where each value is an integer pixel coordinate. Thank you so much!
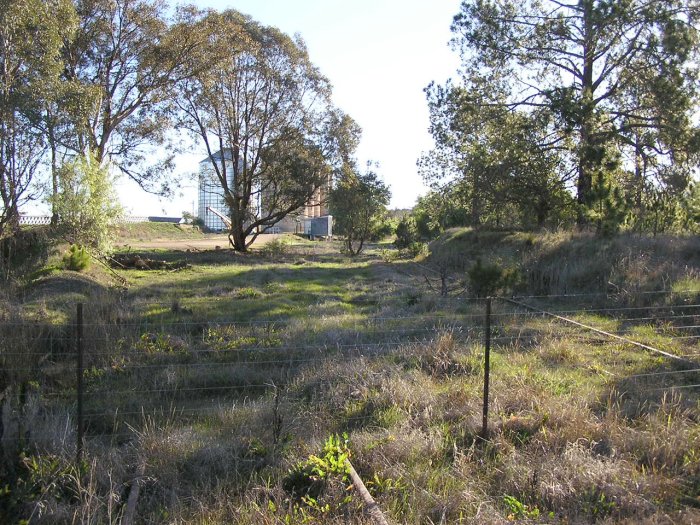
[
  {"left": 61, "top": 0, "right": 202, "bottom": 194},
  {"left": 176, "top": 9, "right": 353, "bottom": 251}
]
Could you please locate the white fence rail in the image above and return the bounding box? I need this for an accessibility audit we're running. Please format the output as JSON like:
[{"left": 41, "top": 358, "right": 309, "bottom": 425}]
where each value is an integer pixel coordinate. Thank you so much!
[{"left": 19, "top": 215, "right": 176, "bottom": 225}]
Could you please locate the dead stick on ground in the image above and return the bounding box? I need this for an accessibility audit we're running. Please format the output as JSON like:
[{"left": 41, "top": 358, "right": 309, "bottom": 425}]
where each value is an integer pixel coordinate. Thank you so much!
[
  {"left": 347, "top": 460, "right": 390, "bottom": 525},
  {"left": 122, "top": 459, "right": 147, "bottom": 525}
]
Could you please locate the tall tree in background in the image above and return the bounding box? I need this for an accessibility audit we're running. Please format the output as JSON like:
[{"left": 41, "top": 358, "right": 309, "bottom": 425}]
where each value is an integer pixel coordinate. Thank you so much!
[
  {"left": 449, "top": 0, "right": 700, "bottom": 223},
  {"left": 177, "top": 9, "right": 348, "bottom": 251},
  {"left": 62, "top": 0, "right": 199, "bottom": 193},
  {"left": 0, "top": 0, "right": 76, "bottom": 236},
  {"left": 41, "top": 78, "right": 96, "bottom": 224}
]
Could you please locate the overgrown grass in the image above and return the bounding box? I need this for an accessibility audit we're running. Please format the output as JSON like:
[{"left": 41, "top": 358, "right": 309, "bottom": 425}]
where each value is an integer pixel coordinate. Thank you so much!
[{"left": 1, "top": 233, "right": 699, "bottom": 523}]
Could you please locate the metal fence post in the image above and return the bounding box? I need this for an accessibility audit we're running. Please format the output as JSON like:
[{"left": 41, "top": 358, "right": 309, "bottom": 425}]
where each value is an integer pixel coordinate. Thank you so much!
[
  {"left": 481, "top": 297, "right": 492, "bottom": 440},
  {"left": 76, "top": 303, "right": 84, "bottom": 464}
]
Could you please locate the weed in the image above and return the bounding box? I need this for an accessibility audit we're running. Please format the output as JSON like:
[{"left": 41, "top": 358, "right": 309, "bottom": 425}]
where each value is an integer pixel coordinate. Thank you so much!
[
  {"left": 582, "top": 488, "right": 616, "bottom": 519},
  {"left": 62, "top": 244, "right": 91, "bottom": 272},
  {"left": 503, "top": 494, "right": 540, "bottom": 520},
  {"left": 135, "top": 332, "right": 188, "bottom": 354},
  {"left": 283, "top": 434, "right": 351, "bottom": 498},
  {"left": 281, "top": 434, "right": 353, "bottom": 521},
  {"left": 234, "top": 286, "right": 262, "bottom": 299}
]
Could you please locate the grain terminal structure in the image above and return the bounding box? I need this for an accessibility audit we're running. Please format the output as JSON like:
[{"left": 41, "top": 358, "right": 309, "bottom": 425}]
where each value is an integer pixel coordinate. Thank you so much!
[{"left": 197, "top": 150, "right": 332, "bottom": 236}]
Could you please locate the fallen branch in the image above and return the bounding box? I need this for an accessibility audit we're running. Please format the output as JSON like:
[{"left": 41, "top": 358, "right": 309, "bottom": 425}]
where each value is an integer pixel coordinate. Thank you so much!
[
  {"left": 347, "top": 459, "right": 390, "bottom": 525},
  {"left": 121, "top": 459, "right": 147, "bottom": 525}
]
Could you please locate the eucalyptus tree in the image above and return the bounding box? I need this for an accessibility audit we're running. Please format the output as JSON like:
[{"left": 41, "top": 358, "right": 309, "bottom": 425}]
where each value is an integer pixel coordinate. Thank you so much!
[
  {"left": 177, "top": 9, "right": 351, "bottom": 251},
  {"left": 329, "top": 164, "right": 390, "bottom": 256},
  {"left": 62, "top": 0, "right": 201, "bottom": 193},
  {"left": 449, "top": 0, "right": 700, "bottom": 222},
  {"left": 0, "top": 0, "right": 76, "bottom": 236},
  {"left": 41, "top": 78, "right": 96, "bottom": 223}
]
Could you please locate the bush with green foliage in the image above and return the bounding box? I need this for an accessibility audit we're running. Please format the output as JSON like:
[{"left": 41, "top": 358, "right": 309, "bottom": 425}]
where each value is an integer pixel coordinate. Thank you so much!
[
  {"left": 62, "top": 244, "right": 91, "bottom": 271},
  {"left": 467, "top": 258, "right": 519, "bottom": 297},
  {"left": 259, "top": 237, "right": 290, "bottom": 258},
  {"left": 51, "top": 154, "right": 123, "bottom": 253},
  {"left": 412, "top": 188, "right": 471, "bottom": 240},
  {"left": 585, "top": 172, "right": 629, "bottom": 236},
  {"left": 394, "top": 216, "right": 419, "bottom": 249},
  {"left": 0, "top": 453, "right": 88, "bottom": 519}
]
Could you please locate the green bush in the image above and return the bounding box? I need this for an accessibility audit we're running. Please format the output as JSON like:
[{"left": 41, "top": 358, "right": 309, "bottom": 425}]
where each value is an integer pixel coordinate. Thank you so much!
[
  {"left": 405, "top": 241, "right": 427, "bottom": 258},
  {"left": 467, "top": 258, "right": 519, "bottom": 297},
  {"left": 52, "top": 154, "right": 123, "bottom": 253},
  {"left": 62, "top": 244, "right": 91, "bottom": 272},
  {"left": 259, "top": 237, "right": 290, "bottom": 258},
  {"left": 394, "top": 216, "right": 419, "bottom": 249}
]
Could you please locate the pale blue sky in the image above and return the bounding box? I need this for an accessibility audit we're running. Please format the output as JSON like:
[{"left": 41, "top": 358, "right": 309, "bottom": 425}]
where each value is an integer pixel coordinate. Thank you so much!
[{"left": 118, "top": 0, "right": 463, "bottom": 215}]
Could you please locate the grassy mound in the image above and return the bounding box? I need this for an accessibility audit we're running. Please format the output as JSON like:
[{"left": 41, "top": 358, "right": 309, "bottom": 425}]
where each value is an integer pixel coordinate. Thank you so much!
[
  {"left": 427, "top": 228, "right": 700, "bottom": 297},
  {"left": 2, "top": 235, "right": 699, "bottom": 524},
  {"left": 115, "top": 222, "right": 206, "bottom": 242}
]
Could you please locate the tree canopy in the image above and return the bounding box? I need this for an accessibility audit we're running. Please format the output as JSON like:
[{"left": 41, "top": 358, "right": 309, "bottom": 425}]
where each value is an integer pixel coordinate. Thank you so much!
[
  {"left": 62, "top": 0, "right": 202, "bottom": 192},
  {"left": 329, "top": 164, "right": 391, "bottom": 256},
  {"left": 0, "top": 0, "right": 359, "bottom": 248},
  {"left": 176, "top": 9, "right": 352, "bottom": 251},
  {"left": 0, "top": 0, "right": 76, "bottom": 235},
  {"left": 419, "top": 0, "right": 700, "bottom": 231}
]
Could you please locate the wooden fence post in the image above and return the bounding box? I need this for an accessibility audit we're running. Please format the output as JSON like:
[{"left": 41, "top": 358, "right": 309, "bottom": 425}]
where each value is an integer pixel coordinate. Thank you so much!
[
  {"left": 481, "top": 297, "right": 491, "bottom": 440},
  {"left": 76, "top": 303, "right": 84, "bottom": 464}
]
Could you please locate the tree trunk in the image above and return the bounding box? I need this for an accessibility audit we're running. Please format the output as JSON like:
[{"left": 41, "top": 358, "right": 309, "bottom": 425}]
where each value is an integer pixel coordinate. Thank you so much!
[
  {"left": 5, "top": 202, "right": 20, "bottom": 232},
  {"left": 49, "top": 123, "right": 59, "bottom": 226},
  {"left": 470, "top": 172, "right": 481, "bottom": 226},
  {"left": 576, "top": 0, "right": 596, "bottom": 225},
  {"left": 535, "top": 197, "right": 549, "bottom": 228},
  {"left": 229, "top": 227, "right": 248, "bottom": 252}
]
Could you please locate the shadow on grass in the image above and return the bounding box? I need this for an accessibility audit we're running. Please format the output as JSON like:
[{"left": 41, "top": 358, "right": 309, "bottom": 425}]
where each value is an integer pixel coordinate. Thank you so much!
[
  {"left": 599, "top": 357, "right": 700, "bottom": 418},
  {"left": 125, "top": 257, "right": 407, "bottom": 322}
]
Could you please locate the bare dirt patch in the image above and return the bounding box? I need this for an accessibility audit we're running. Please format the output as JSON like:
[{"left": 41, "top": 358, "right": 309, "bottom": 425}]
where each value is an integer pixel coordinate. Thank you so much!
[{"left": 118, "top": 233, "right": 284, "bottom": 251}]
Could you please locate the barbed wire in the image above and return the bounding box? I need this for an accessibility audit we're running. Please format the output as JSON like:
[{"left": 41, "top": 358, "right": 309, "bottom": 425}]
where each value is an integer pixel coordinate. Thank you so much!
[
  {"left": 3, "top": 301, "right": 697, "bottom": 327},
  {"left": 2, "top": 331, "right": 698, "bottom": 363},
  {"left": 3, "top": 295, "right": 699, "bottom": 461}
]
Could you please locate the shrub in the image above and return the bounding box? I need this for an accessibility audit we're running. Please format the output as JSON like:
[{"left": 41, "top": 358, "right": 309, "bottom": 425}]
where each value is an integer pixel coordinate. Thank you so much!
[
  {"left": 394, "top": 216, "right": 420, "bottom": 249},
  {"left": 259, "top": 238, "right": 289, "bottom": 258},
  {"left": 51, "top": 154, "right": 123, "bottom": 253},
  {"left": 62, "top": 244, "right": 91, "bottom": 272},
  {"left": 405, "top": 241, "right": 427, "bottom": 258},
  {"left": 467, "top": 258, "right": 519, "bottom": 297}
]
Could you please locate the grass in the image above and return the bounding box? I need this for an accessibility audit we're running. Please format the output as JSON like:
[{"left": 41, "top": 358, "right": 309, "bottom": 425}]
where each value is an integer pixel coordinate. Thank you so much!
[
  {"left": 1, "top": 231, "right": 699, "bottom": 523},
  {"left": 114, "top": 221, "right": 207, "bottom": 242}
]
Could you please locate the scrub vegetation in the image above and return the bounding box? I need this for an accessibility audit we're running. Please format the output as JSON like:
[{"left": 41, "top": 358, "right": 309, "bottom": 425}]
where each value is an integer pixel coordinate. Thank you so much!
[{"left": 1, "top": 229, "right": 699, "bottom": 524}]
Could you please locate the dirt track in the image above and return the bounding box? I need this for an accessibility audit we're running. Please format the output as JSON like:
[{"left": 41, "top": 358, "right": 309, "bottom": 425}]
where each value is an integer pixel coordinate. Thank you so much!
[{"left": 118, "top": 233, "right": 284, "bottom": 251}]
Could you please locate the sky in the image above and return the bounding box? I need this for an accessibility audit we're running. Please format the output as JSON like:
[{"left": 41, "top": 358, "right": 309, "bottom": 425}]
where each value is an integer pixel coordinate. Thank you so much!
[{"left": 116, "top": 0, "right": 463, "bottom": 216}]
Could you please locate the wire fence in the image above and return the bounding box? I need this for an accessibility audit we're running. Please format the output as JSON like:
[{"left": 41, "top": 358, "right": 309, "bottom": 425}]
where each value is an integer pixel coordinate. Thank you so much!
[{"left": 1, "top": 292, "right": 698, "bottom": 459}]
